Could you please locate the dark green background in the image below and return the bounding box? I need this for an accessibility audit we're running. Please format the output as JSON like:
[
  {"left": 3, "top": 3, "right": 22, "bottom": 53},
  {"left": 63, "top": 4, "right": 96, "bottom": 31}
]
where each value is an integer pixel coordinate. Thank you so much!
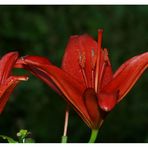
[{"left": 0, "top": 5, "right": 148, "bottom": 143}]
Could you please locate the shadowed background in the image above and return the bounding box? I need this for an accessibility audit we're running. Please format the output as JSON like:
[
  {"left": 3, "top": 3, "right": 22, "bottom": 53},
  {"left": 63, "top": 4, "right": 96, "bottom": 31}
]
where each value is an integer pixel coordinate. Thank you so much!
[{"left": 0, "top": 5, "right": 148, "bottom": 143}]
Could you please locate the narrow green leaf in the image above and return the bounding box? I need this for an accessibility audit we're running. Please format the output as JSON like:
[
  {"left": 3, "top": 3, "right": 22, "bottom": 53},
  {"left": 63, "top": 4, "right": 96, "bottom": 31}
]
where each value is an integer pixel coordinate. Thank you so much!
[{"left": 0, "top": 135, "right": 18, "bottom": 143}]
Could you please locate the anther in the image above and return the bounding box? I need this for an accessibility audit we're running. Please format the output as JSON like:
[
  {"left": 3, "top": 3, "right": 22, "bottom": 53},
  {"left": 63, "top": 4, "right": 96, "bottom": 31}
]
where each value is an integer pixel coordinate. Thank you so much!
[
  {"left": 91, "top": 48, "right": 97, "bottom": 88},
  {"left": 98, "top": 48, "right": 111, "bottom": 90},
  {"left": 79, "top": 51, "right": 86, "bottom": 69},
  {"left": 103, "top": 48, "right": 110, "bottom": 65},
  {"left": 91, "top": 48, "right": 97, "bottom": 70},
  {"left": 79, "top": 51, "right": 88, "bottom": 87}
]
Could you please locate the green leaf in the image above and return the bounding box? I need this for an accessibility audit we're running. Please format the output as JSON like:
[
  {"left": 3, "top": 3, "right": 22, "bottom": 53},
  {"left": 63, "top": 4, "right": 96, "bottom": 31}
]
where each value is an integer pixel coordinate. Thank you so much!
[
  {"left": 0, "top": 135, "right": 18, "bottom": 143},
  {"left": 17, "top": 129, "right": 30, "bottom": 139},
  {"left": 16, "top": 129, "right": 34, "bottom": 143}
]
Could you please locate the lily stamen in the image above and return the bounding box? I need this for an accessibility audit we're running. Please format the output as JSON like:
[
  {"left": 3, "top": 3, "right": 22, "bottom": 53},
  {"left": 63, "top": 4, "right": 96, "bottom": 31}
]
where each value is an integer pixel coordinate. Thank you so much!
[
  {"left": 79, "top": 51, "right": 88, "bottom": 87},
  {"left": 98, "top": 48, "right": 110, "bottom": 90},
  {"left": 91, "top": 48, "right": 97, "bottom": 88},
  {"left": 91, "top": 70, "right": 94, "bottom": 89},
  {"left": 103, "top": 48, "right": 110, "bottom": 65},
  {"left": 94, "top": 55, "right": 99, "bottom": 93},
  {"left": 99, "top": 62, "right": 107, "bottom": 90}
]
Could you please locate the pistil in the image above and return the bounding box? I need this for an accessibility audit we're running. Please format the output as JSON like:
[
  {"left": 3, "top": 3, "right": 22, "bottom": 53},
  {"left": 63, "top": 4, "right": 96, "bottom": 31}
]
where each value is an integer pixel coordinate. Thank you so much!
[{"left": 95, "top": 29, "right": 103, "bottom": 93}]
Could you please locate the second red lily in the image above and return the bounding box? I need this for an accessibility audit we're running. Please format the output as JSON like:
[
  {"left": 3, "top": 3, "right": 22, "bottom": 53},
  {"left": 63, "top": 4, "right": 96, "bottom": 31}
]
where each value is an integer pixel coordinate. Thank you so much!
[{"left": 0, "top": 52, "right": 28, "bottom": 113}]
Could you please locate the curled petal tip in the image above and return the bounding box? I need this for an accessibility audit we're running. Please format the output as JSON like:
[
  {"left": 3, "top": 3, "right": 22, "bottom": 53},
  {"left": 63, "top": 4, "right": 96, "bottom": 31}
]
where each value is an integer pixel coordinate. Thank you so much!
[
  {"left": 23, "top": 55, "right": 51, "bottom": 65},
  {"left": 21, "top": 76, "right": 29, "bottom": 81},
  {"left": 102, "top": 106, "right": 109, "bottom": 112},
  {"left": 15, "top": 75, "right": 29, "bottom": 81}
]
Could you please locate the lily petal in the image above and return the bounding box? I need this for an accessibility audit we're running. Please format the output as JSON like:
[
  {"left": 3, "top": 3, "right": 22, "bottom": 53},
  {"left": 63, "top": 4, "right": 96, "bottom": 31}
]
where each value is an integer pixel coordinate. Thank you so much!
[
  {"left": 18, "top": 56, "right": 98, "bottom": 128},
  {"left": 0, "top": 75, "right": 28, "bottom": 113},
  {"left": 62, "top": 34, "right": 98, "bottom": 87},
  {"left": 101, "top": 52, "right": 148, "bottom": 103},
  {"left": 0, "top": 52, "right": 19, "bottom": 84},
  {"left": 15, "top": 55, "right": 51, "bottom": 68},
  {"left": 83, "top": 88, "right": 105, "bottom": 128},
  {"left": 16, "top": 56, "right": 62, "bottom": 96}
]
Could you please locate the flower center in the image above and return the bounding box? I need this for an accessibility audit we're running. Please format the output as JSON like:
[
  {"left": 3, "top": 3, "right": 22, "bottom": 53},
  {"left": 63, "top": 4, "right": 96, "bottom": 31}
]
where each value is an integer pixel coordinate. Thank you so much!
[{"left": 78, "top": 29, "right": 108, "bottom": 94}]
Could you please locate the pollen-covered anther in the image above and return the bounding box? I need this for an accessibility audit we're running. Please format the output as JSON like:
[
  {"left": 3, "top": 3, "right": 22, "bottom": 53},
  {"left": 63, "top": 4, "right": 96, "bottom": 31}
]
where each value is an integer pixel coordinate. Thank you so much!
[
  {"left": 103, "top": 48, "right": 110, "bottom": 65},
  {"left": 78, "top": 51, "right": 89, "bottom": 87},
  {"left": 91, "top": 48, "right": 97, "bottom": 70},
  {"left": 79, "top": 51, "right": 86, "bottom": 69}
]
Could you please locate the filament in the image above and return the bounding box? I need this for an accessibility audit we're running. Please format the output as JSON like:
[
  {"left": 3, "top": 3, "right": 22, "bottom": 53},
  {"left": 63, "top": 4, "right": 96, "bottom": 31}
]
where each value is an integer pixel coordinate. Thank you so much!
[{"left": 79, "top": 51, "right": 88, "bottom": 87}]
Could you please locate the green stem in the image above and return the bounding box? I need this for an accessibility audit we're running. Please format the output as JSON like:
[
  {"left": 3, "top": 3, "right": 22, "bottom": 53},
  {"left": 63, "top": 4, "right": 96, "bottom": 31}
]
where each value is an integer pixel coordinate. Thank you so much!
[
  {"left": 61, "top": 136, "right": 68, "bottom": 143},
  {"left": 88, "top": 129, "right": 99, "bottom": 143}
]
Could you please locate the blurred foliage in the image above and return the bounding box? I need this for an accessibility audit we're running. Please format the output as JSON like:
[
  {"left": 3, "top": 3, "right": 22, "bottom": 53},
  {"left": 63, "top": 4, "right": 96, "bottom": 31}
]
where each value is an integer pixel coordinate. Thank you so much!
[
  {"left": 0, "top": 5, "right": 148, "bottom": 143},
  {"left": 0, "top": 129, "right": 35, "bottom": 143}
]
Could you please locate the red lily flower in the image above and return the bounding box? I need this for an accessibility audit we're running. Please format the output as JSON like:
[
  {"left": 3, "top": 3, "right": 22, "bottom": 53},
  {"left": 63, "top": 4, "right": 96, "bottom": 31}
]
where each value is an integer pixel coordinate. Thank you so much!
[
  {"left": 0, "top": 52, "right": 28, "bottom": 113},
  {"left": 15, "top": 30, "right": 148, "bottom": 129}
]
